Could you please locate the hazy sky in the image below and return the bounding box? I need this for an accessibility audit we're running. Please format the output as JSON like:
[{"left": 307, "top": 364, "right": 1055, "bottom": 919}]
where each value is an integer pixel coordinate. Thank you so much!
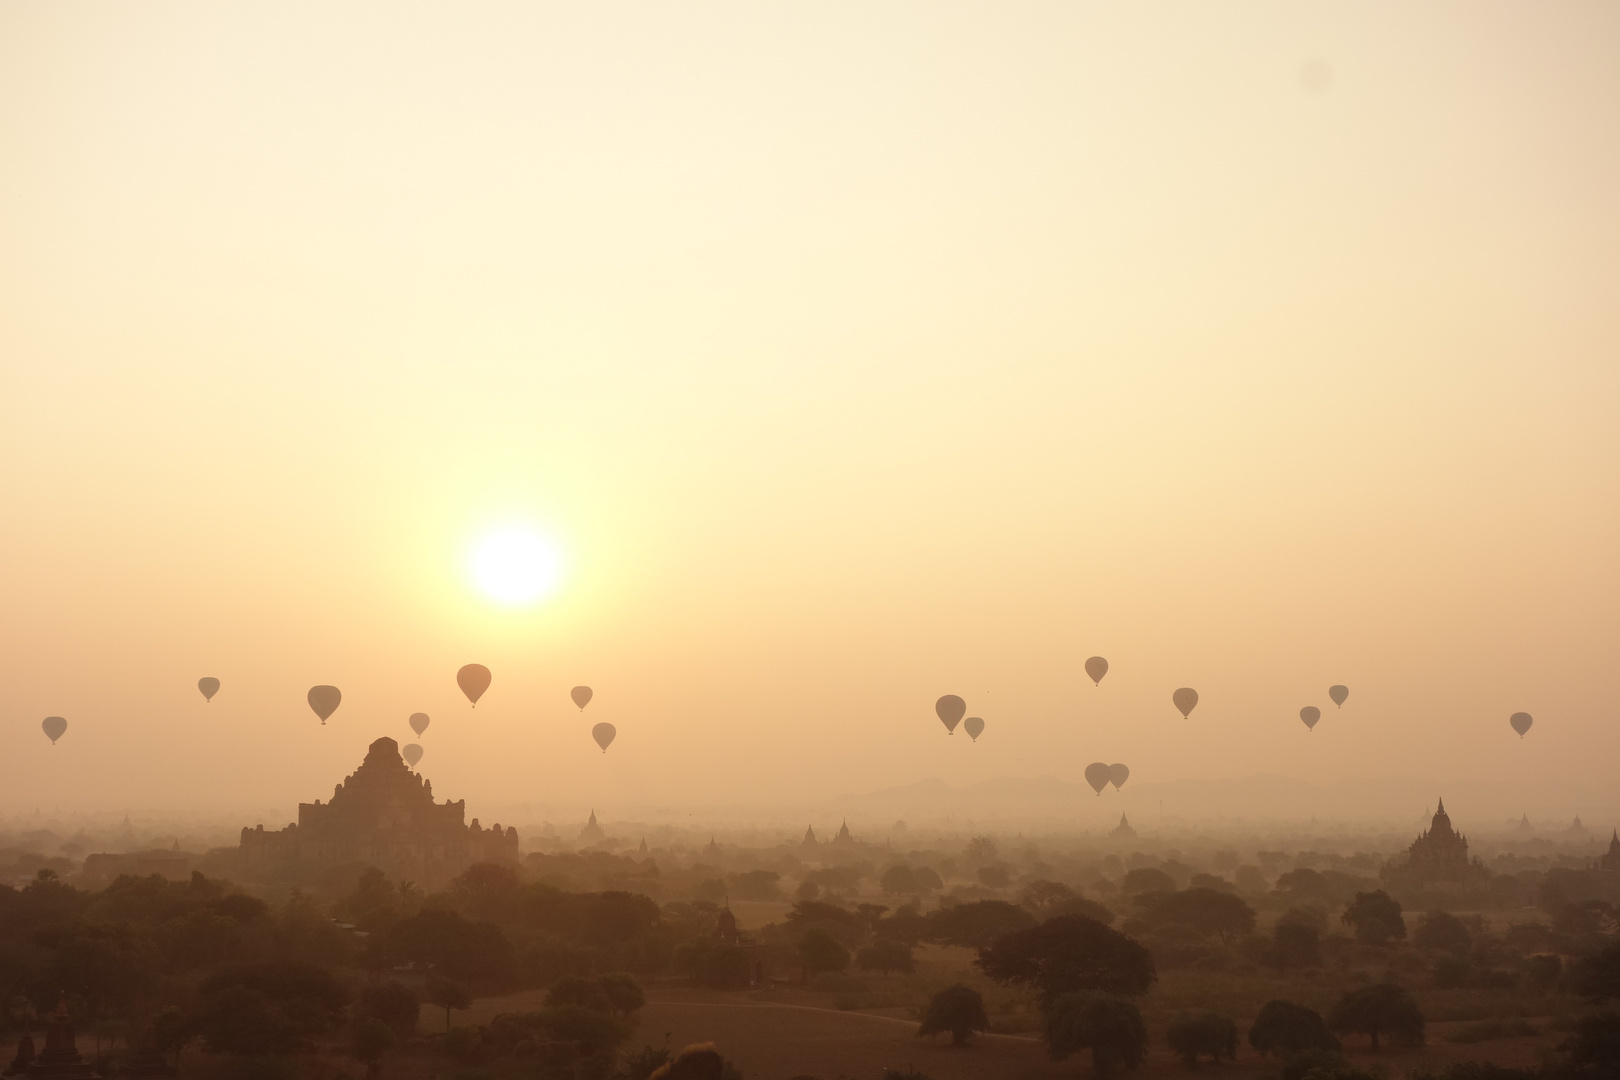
[{"left": 2, "top": 3, "right": 1617, "bottom": 818}]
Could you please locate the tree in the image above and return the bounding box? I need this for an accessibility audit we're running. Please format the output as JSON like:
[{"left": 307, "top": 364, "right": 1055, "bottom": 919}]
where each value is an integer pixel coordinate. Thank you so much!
[
  {"left": 350, "top": 1016, "right": 394, "bottom": 1078},
  {"left": 1328, "top": 982, "right": 1425, "bottom": 1051},
  {"left": 1044, "top": 993, "right": 1148, "bottom": 1078},
  {"left": 798, "top": 929, "right": 850, "bottom": 975},
  {"left": 727, "top": 870, "right": 782, "bottom": 901},
  {"left": 1120, "top": 868, "right": 1176, "bottom": 896},
  {"left": 1341, "top": 891, "right": 1405, "bottom": 945},
  {"left": 1570, "top": 942, "right": 1620, "bottom": 1003},
  {"left": 1249, "top": 999, "right": 1339, "bottom": 1056},
  {"left": 424, "top": 976, "right": 471, "bottom": 1033},
  {"left": 1413, "top": 912, "right": 1472, "bottom": 956},
  {"left": 977, "top": 915, "right": 1156, "bottom": 1008},
  {"left": 598, "top": 972, "right": 646, "bottom": 1018},
  {"left": 1138, "top": 889, "right": 1255, "bottom": 943},
  {"left": 925, "top": 901, "right": 1036, "bottom": 949},
  {"left": 355, "top": 981, "right": 419, "bottom": 1039},
  {"left": 1166, "top": 1012, "right": 1237, "bottom": 1069},
  {"left": 191, "top": 962, "right": 350, "bottom": 1059},
  {"left": 377, "top": 908, "right": 514, "bottom": 988},
  {"left": 546, "top": 975, "right": 613, "bottom": 1012},
  {"left": 917, "top": 984, "right": 989, "bottom": 1046},
  {"left": 1266, "top": 923, "right": 1322, "bottom": 970},
  {"left": 856, "top": 938, "right": 915, "bottom": 976}
]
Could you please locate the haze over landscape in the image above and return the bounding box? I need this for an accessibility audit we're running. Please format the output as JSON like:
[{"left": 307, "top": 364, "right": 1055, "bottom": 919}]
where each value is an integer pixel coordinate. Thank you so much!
[{"left": 2, "top": 7, "right": 1619, "bottom": 1079}]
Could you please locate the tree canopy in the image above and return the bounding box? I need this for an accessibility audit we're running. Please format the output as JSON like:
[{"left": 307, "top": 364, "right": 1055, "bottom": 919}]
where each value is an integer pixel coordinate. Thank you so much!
[
  {"left": 1328, "top": 982, "right": 1425, "bottom": 1051},
  {"left": 1248, "top": 999, "right": 1339, "bottom": 1056},
  {"left": 917, "top": 984, "right": 989, "bottom": 1046},
  {"left": 1043, "top": 993, "right": 1148, "bottom": 1078},
  {"left": 976, "top": 914, "right": 1156, "bottom": 1007}
]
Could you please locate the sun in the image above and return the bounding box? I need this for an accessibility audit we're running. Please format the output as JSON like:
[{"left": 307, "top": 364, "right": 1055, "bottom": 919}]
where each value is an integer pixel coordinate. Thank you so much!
[{"left": 468, "top": 526, "right": 562, "bottom": 606}]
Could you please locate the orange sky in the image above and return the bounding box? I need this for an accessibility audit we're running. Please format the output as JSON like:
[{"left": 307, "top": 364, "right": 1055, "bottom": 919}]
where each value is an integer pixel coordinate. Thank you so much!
[{"left": 2, "top": 3, "right": 1617, "bottom": 821}]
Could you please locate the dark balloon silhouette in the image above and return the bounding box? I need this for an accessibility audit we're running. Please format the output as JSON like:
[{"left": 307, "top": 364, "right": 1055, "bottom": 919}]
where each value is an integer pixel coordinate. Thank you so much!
[
  {"left": 42, "top": 716, "right": 67, "bottom": 744},
  {"left": 964, "top": 716, "right": 984, "bottom": 742},
  {"left": 1173, "top": 687, "right": 1199, "bottom": 718},
  {"left": 409, "top": 712, "right": 430, "bottom": 736},
  {"left": 1084, "top": 762, "right": 1110, "bottom": 795},
  {"left": 1300, "top": 706, "right": 1321, "bottom": 731},
  {"left": 935, "top": 695, "right": 966, "bottom": 734},
  {"left": 1328, "top": 685, "right": 1349, "bottom": 708},
  {"left": 402, "top": 743, "right": 424, "bottom": 767},
  {"left": 307, "top": 685, "right": 341, "bottom": 725},
  {"left": 571, "top": 686, "right": 593, "bottom": 711},
  {"left": 198, "top": 677, "right": 220, "bottom": 702},
  {"left": 457, "top": 664, "right": 491, "bottom": 706},
  {"left": 1108, "top": 763, "right": 1129, "bottom": 790},
  {"left": 1085, "top": 657, "right": 1109, "bottom": 685},
  {"left": 592, "top": 722, "right": 616, "bottom": 753},
  {"left": 1510, "top": 712, "right": 1532, "bottom": 738}
]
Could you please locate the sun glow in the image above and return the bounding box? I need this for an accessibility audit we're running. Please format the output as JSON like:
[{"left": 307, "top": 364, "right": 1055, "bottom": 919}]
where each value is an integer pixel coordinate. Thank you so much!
[{"left": 468, "top": 526, "right": 562, "bottom": 606}]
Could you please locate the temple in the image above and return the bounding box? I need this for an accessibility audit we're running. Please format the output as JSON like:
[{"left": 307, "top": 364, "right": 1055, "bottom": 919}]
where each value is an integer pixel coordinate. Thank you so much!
[
  {"left": 1110, "top": 813, "right": 1136, "bottom": 840},
  {"left": 5, "top": 995, "right": 100, "bottom": 1078},
  {"left": 1382, "top": 798, "right": 1488, "bottom": 893},
  {"left": 1603, "top": 830, "right": 1620, "bottom": 873},
  {"left": 238, "top": 737, "right": 517, "bottom": 888}
]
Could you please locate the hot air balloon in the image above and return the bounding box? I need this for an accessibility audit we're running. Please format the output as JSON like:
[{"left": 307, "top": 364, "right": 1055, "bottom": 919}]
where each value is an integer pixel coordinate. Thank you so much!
[
  {"left": 1108, "top": 763, "right": 1129, "bottom": 790},
  {"left": 964, "top": 716, "right": 984, "bottom": 742},
  {"left": 198, "top": 677, "right": 220, "bottom": 702},
  {"left": 457, "top": 664, "right": 491, "bottom": 706},
  {"left": 1328, "top": 685, "right": 1349, "bottom": 708},
  {"left": 402, "top": 744, "right": 424, "bottom": 767},
  {"left": 1300, "top": 706, "right": 1321, "bottom": 731},
  {"left": 935, "top": 695, "right": 965, "bottom": 734},
  {"left": 1084, "top": 762, "right": 1110, "bottom": 796},
  {"left": 592, "top": 722, "right": 616, "bottom": 753},
  {"left": 1510, "top": 712, "right": 1533, "bottom": 738},
  {"left": 307, "top": 685, "right": 341, "bottom": 725},
  {"left": 571, "top": 686, "right": 593, "bottom": 711},
  {"left": 42, "top": 716, "right": 67, "bottom": 744},
  {"left": 409, "top": 712, "right": 430, "bottom": 736},
  {"left": 1085, "top": 657, "right": 1109, "bottom": 686},
  {"left": 1173, "top": 687, "right": 1199, "bottom": 718}
]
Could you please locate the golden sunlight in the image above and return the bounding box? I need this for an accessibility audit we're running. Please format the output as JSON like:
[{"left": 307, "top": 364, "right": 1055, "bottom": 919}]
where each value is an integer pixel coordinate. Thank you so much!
[{"left": 467, "top": 525, "right": 562, "bottom": 607}]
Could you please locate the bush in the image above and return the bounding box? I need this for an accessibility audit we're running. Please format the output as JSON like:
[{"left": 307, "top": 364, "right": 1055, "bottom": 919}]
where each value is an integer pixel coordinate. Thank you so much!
[
  {"left": 1443, "top": 1019, "right": 1538, "bottom": 1044},
  {"left": 917, "top": 985, "right": 989, "bottom": 1046},
  {"left": 1249, "top": 999, "right": 1339, "bottom": 1056},
  {"left": 349, "top": 1016, "right": 394, "bottom": 1076},
  {"left": 1561, "top": 1011, "right": 1620, "bottom": 1073},
  {"left": 1166, "top": 1012, "right": 1236, "bottom": 1069}
]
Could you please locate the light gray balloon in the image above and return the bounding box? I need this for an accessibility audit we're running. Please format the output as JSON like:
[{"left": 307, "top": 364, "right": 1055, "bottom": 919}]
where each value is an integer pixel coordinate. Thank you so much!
[
  {"left": 42, "top": 716, "right": 67, "bottom": 744},
  {"left": 1300, "top": 706, "right": 1321, "bottom": 731},
  {"left": 1108, "top": 763, "right": 1129, "bottom": 789},
  {"left": 198, "top": 677, "right": 220, "bottom": 702},
  {"left": 1328, "top": 685, "right": 1348, "bottom": 707},
  {"left": 1084, "top": 762, "right": 1110, "bottom": 795},
  {"left": 409, "top": 712, "right": 430, "bottom": 736},
  {"left": 307, "top": 685, "right": 341, "bottom": 724},
  {"left": 963, "top": 716, "right": 984, "bottom": 742},
  {"left": 402, "top": 743, "right": 424, "bottom": 767},
  {"left": 1085, "top": 657, "right": 1108, "bottom": 685},
  {"left": 592, "top": 722, "right": 616, "bottom": 753},
  {"left": 1509, "top": 712, "right": 1532, "bottom": 738},
  {"left": 1173, "top": 687, "right": 1199, "bottom": 718},
  {"left": 935, "top": 695, "right": 965, "bottom": 734}
]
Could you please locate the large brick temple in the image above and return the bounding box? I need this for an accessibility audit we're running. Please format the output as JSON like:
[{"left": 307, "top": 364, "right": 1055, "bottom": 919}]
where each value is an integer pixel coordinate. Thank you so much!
[{"left": 239, "top": 736, "right": 517, "bottom": 886}]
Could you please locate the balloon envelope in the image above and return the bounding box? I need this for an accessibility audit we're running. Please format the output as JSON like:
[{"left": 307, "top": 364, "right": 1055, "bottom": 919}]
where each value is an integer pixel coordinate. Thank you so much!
[
  {"left": 963, "top": 716, "right": 984, "bottom": 742},
  {"left": 1108, "top": 763, "right": 1129, "bottom": 789},
  {"left": 1084, "top": 656, "right": 1109, "bottom": 685},
  {"left": 409, "top": 712, "right": 430, "bottom": 736},
  {"left": 592, "top": 722, "right": 617, "bottom": 753},
  {"left": 307, "top": 685, "right": 341, "bottom": 724},
  {"left": 402, "top": 743, "right": 424, "bottom": 767},
  {"left": 1510, "top": 712, "right": 1533, "bottom": 738},
  {"left": 1328, "top": 685, "right": 1349, "bottom": 707},
  {"left": 1300, "top": 706, "right": 1321, "bottom": 730},
  {"left": 1084, "top": 762, "right": 1110, "bottom": 795},
  {"left": 1172, "top": 687, "right": 1199, "bottom": 718},
  {"left": 457, "top": 664, "right": 492, "bottom": 706},
  {"left": 42, "top": 716, "right": 67, "bottom": 744},
  {"left": 571, "top": 686, "right": 593, "bottom": 711},
  {"left": 198, "top": 677, "right": 220, "bottom": 702},
  {"left": 935, "top": 695, "right": 965, "bottom": 734}
]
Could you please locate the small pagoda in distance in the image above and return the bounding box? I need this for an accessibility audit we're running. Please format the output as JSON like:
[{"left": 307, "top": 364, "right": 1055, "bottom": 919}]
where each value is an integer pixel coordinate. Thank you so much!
[{"left": 5, "top": 995, "right": 101, "bottom": 1078}]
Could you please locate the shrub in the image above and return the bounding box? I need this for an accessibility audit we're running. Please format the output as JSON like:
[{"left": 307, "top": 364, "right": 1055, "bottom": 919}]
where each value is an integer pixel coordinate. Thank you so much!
[
  {"left": 916, "top": 985, "right": 989, "bottom": 1046},
  {"left": 1166, "top": 1011, "right": 1236, "bottom": 1069},
  {"left": 1249, "top": 999, "right": 1339, "bottom": 1056}
]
